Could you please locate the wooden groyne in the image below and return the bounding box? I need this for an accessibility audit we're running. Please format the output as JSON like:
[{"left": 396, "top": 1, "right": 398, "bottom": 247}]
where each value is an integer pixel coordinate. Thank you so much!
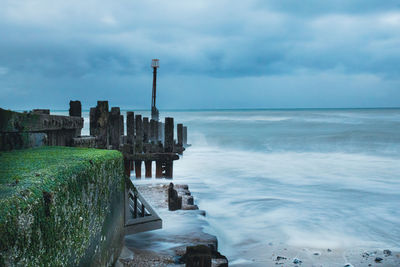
[{"left": 87, "top": 100, "right": 189, "bottom": 179}]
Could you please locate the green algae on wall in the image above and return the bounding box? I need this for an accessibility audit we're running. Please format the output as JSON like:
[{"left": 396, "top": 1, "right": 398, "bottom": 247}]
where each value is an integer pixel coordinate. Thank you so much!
[{"left": 0, "top": 146, "right": 125, "bottom": 266}]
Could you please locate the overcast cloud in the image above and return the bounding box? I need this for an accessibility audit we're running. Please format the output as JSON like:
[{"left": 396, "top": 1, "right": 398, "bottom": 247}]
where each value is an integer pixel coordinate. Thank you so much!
[{"left": 0, "top": 0, "right": 399, "bottom": 109}]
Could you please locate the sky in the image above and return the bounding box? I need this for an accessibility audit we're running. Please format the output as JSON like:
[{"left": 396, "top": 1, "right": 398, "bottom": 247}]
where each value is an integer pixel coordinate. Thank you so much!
[{"left": 0, "top": 0, "right": 399, "bottom": 110}]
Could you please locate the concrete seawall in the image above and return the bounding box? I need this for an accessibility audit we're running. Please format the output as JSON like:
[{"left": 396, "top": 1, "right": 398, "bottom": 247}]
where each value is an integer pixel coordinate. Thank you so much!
[{"left": 0, "top": 147, "right": 125, "bottom": 266}]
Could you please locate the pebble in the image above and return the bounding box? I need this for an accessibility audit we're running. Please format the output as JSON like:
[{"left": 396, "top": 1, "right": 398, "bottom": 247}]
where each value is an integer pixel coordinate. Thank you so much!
[
  {"left": 344, "top": 264, "right": 354, "bottom": 267},
  {"left": 383, "top": 249, "right": 392, "bottom": 256},
  {"left": 313, "top": 252, "right": 320, "bottom": 256},
  {"left": 293, "top": 258, "right": 302, "bottom": 264},
  {"left": 375, "top": 257, "right": 383, "bottom": 263},
  {"left": 276, "top": 256, "right": 287, "bottom": 261},
  {"left": 327, "top": 248, "right": 332, "bottom": 252}
]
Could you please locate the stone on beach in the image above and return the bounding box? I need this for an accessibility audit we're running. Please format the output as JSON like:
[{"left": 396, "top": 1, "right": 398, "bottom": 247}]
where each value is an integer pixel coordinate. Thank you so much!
[
  {"left": 384, "top": 249, "right": 392, "bottom": 256},
  {"left": 168, "top": 182, "right": 182, "bottom": 211},
  {"left": 293, "top": 257, "right": 302, "bottom": 264},
  {"left": 182, "top": 245, "right": 212, "bottom": 267}
]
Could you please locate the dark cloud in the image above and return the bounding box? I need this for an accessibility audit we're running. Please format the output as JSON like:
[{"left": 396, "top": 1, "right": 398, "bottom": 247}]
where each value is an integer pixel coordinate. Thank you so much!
[{"left": 0, "top": 0, "right": 399, "bottom": 109}]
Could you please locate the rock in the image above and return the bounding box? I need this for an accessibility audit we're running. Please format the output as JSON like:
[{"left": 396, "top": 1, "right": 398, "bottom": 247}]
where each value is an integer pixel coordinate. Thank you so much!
[
  {"left": 383, "top": 249, "right": 392, "bottom": 256},
  {"left": 186, "top": 195, "right": 194, "bottom": 205},
  {"left": 168, "top": 183, "right": 182, "bottom": 211},
  {"left": 182, "top": 245, "right": 212, "bottom": 267},
  {"left": 212, "top": 251, "right": 229, "bottom": 267},
  {"left": 327, "top": 248, "right": 332, "bottom": 252},
  {"left": 212, "top": 258, "right": 228, "bottom": 267},
  {"left": 293, "top": 258, "right": 302, "bottom": 264},
  {"left": 276, "top": 256, "right": 287, "bottom": 261},
  {"left": 362, "top": 252, "right": 369, "bottom": 258},
  {"left": 182, "top": 195, "right": 194, "bottom": 206},
  {"left": 182, "top": 204, "right": 199, "bottom": 210},
  {"left": 175, "top": 184, "right": 189, "bottom": 190},
  {"left": 344, "top": 264, "right": 354, "bottom": 267},
  {"left": 313, "top": 252, "right": 320, "bottom": 256},
  {"left": 375, "top": 257, "right": 383, "bottom": 263}
]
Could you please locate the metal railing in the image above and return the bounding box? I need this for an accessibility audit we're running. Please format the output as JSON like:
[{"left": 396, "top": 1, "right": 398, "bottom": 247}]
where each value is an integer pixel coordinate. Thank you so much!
[{"left": 124, "top": 181, "right": 162, "bottom": 235}]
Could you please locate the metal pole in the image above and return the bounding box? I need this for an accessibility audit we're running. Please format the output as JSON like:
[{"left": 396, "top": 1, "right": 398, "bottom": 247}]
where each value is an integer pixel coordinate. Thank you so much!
[{"left": 152, "top": 67, "right": 157, "bottom": 108}]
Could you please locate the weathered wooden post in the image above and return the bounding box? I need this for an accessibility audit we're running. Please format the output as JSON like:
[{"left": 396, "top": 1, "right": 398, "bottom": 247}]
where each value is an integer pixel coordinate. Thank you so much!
[
  {"left": 69, "top": 100, "right": 82, "bottom": 136},
  {"left": 154, "top": 120, "right": 159, "bottom": 141},
  {"left": 143, "top": 117, "right": 149, "bottom": 143},
  {"left": 135, "top": 160, "right": 142, "bottom": 178},
  {"left": 158, "top": 122, "right": 164, "bottom": 143},
  {"left": 145, "top": 161, "right": 152, "bottom": 178},
  {"left": 130, "top": 161, "right": 134, "bottom": 171},
  {"left": 124, "top": 159, "right": 131, "bottom": 178},
  {"left": 69, "top": 100, "right": 81, "bottom": 117},
  {"left": 183, "top": 126, "right": 188, "bottom": 147},
  {"left": 90, "top": 101, "right": 109, "bottom": 148},
  {"left": 177, "top": 123, "right": 183, "bottom": 147},
  {"left": 164, "top": 118, "right": 174, "bottom": 178},
  {"left": 122, "top": 144, "right": 131, "bottom": 177},
  {"left": 109, "top": 107, "right": 121, "bottom": 149},
  {"left": 126, "top": 111, "right": 135, "bottom": 148},
  {"left": 126, "top": 112, "right": 135, "bottom": 136},
  {"left": 90, "top": 107, "right": 95, "bottom": 132},
  {"left": 135, "top": 115, "right": 143, "bottom": 153},
  {"left": 164, "top": 117, "right": 174, "bottom": 152},
  {"left": 120, "top": 114, "right": 124, "bottom": 137},
  {"left": 149, "top": 119, "right": 156, "bottom": 142}
]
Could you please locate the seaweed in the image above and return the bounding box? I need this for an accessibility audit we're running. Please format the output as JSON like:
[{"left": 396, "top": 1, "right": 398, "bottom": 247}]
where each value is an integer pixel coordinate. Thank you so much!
[{"left": 0, "top": 146, "right": 124, "bottom": 266}]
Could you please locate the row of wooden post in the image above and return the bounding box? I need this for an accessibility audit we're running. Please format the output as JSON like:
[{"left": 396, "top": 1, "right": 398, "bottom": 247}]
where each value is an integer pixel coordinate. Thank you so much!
[
  {"left": 89, "top": 101, "right": 188, "bottom": 179},
  {"left": 125, "top": 159, "right": 173, "bottom": 179},
  {"left": 89, "top": 101, "right": 188, "bottom": 152}
]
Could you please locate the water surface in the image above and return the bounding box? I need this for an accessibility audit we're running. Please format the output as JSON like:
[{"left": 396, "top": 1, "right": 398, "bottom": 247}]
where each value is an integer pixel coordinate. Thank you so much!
[{"left": 74, "top": 108, "right": 400, "bottom": 264}]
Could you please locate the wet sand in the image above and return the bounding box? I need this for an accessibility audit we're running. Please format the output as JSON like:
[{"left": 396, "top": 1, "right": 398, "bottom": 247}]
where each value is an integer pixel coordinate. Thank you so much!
[{"left": 229, "top": 241, "right": 400, "bottom": 266}]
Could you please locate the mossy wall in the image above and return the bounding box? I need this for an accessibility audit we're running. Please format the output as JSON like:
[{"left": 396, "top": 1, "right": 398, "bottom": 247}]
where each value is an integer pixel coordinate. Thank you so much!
[{"left": 0, "top": 147, "right": 125, "bottom": 266}]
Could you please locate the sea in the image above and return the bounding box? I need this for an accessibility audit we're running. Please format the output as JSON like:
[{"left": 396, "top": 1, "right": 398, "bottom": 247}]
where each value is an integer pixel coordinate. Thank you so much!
[{"left": 58, "top": 108, "right": 400, "bottom": 265}]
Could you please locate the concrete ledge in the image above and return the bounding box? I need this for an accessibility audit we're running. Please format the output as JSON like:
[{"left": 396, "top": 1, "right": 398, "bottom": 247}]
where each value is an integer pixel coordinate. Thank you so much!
[{"left": 0, "top": 147, "right": 125, "bottom": 266}]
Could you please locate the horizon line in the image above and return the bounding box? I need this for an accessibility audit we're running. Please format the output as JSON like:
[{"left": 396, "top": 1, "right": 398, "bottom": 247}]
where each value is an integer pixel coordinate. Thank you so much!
[{"left": 9, "top": 106, "right": 399, "bottom": 112}]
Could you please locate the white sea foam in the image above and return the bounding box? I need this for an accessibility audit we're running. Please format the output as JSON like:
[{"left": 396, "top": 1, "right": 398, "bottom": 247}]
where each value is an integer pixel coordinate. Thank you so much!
[
  {"left": 179, "top": 115, "right": 291, "bottom": 123},
  {"left": 171, "top": 110, "right": 400, "bottom": 262},
  {"left": 57, "top": 109, "right": 400, "bottom": 264}
]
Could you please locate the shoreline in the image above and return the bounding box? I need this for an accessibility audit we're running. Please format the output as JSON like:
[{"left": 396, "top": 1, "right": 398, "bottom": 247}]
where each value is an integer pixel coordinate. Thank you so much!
[
  {"left": 116, "top": 180, "right": 400, "bottom": 267},
  {"left": 117, "top": 182, "right": 228, "bottom": 267}
]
